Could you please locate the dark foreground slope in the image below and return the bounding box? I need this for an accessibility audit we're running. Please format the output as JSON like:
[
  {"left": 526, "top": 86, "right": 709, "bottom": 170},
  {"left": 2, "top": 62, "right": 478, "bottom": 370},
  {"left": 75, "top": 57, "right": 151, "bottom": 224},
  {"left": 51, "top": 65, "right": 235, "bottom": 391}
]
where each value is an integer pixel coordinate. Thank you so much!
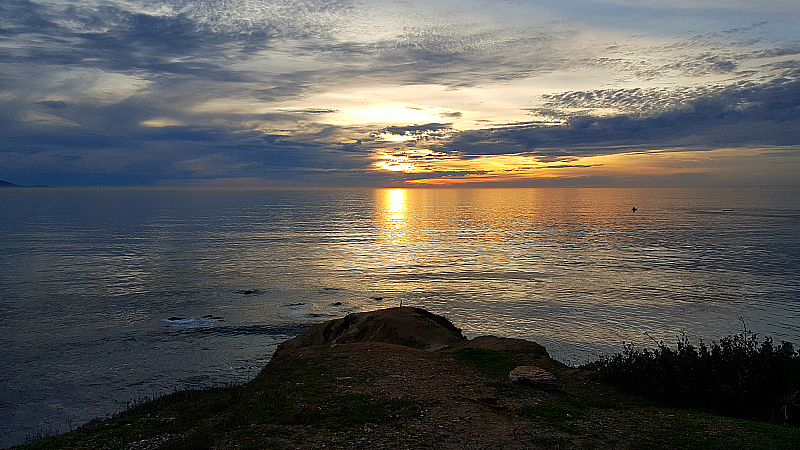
[{"left": 15, "top": 307, "right": 800, "bottom": 450}]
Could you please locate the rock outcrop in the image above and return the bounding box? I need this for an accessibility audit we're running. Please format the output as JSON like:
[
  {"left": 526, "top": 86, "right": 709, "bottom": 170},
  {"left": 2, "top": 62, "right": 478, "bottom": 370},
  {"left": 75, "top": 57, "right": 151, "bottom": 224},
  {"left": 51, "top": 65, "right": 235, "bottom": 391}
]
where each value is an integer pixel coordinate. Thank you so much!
[
  {"left": 509, "top": 365, "right": 556, "bottom": 383},
  {"left": 273, "top": 306, "right": 467, "bottom": 358}
]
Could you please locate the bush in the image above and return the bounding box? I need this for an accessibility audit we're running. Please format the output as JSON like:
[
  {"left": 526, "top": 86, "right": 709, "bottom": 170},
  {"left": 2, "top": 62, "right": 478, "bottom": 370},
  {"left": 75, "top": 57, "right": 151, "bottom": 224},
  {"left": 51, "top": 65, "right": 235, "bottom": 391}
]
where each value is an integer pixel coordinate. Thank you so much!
[{"left": 582, "top": 330, "right": 800, "bottom": 425}]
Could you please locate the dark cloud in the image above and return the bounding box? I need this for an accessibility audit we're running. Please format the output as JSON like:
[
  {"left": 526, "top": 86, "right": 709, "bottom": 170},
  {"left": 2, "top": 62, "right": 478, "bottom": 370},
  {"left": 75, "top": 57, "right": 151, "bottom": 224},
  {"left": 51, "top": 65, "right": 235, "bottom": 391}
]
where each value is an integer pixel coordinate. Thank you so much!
[
  {"left": 444, "top": 77, "right": 800, "bottom": 161},
  {"left": 0, "top": 1, "right": 58, "bottom": 35},
  {"left": 0, "top": 4, "right": 238, "bottom": 86},
  {"left": 36, "top": 100, "right": 69, "bottom": 109},
  {"left": 0, "top": 0, "right": 352, "bottom": 84},
  {"left": 0, "top": 101, "right": 375, "bottom": 186},
  {"left": 395, "top": 170, "right": 490, "bottom": 181},
  {"left": 283, "top": 108, "right": 341, "bottom": 115},
  {"left": 383, "top": 123, "right": 452, "bottom": 135}
]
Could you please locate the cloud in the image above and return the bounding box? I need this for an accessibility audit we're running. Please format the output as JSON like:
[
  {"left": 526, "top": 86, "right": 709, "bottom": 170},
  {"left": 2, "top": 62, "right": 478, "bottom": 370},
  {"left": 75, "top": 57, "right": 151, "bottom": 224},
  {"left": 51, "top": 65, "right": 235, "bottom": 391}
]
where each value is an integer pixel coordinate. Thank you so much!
[
  {"left": 282, "top": 108, "right": 341, "bottom": 115},
  {"left": 1, "top": 0, "right": 798, "bottom": 186},
  {"left": 440, "top": 76, "right": 800, "bottom": 163},
  {"left": 383, "top": 123, "right": 452, "bottom": 135},
  {"left": 597, "top": 0, "right": 800, "bottom": 14}
]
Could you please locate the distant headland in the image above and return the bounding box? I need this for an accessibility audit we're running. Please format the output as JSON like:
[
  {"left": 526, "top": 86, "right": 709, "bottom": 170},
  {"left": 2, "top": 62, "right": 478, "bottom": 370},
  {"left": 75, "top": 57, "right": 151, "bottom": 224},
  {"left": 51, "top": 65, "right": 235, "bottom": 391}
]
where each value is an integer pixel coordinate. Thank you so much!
[{"left": 0, "top": 179, "right": 50, "bottom": 187}]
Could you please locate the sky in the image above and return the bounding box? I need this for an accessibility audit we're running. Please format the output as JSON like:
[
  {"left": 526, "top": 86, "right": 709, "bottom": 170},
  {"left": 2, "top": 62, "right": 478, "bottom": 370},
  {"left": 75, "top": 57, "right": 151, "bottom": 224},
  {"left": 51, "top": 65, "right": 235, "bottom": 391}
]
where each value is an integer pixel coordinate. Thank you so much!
[{"left": 1, "top": 0, "right": 799, "bottom": 187}]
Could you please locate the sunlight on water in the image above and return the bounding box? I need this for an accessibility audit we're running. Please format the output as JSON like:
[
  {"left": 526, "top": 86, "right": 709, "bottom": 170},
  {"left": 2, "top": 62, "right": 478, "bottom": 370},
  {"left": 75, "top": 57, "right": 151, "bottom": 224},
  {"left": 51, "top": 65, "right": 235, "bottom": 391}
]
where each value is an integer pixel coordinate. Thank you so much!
[
  {"left": 379, "top": 188, "right": 409, "bottom": 245},
  {"left": 0, "top": 186, "right": 799, "bottom": 446},
  {"left": 384, "top": 188, "right": 407, "bottom": 224}
]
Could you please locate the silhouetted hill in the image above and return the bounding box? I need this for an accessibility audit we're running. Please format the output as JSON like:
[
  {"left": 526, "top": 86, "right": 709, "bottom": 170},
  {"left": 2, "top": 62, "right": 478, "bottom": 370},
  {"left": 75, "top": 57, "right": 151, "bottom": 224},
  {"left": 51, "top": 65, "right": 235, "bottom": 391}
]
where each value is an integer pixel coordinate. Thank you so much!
[{"left": 0, "top": 180, "right": 50, "bottom": 187}]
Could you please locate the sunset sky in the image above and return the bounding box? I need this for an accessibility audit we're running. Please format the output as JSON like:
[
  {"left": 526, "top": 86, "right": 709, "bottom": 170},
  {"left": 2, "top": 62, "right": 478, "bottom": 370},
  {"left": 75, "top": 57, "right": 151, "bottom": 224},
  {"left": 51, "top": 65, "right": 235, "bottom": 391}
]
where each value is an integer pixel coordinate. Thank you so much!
[{"left": 2, "top": 0, "right": 799, "bottom": 187}]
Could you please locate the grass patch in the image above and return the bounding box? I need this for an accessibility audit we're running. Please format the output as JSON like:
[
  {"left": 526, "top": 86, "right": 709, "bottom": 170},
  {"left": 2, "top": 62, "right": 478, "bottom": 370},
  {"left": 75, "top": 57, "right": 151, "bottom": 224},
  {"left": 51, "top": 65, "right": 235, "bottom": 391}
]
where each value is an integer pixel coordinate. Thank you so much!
[
  {"left": 523, "top": 402, "right": 582, "bottom": 422},
  {"left": 452, "top": 347, "right": 519, "bottom": 380},
  {"left": 519, "top": 395, "right": 585, "bottom": 435},
  {"left": 518, "top": 392, "right": 800, "bottom": 449},
  {"left": 16, "top": 366, "right": 420, "bottom": 450},
  {"left": 627, "top": 408, "right": 800, "bottom": 450}
]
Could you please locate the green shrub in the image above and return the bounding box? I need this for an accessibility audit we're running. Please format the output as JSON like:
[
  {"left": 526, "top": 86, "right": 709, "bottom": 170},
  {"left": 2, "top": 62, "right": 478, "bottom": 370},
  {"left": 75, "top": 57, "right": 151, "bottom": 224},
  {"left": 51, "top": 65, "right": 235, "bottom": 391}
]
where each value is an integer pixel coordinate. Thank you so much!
[{"left": 582, "top": 330, "right": 800, "bottom": 425}]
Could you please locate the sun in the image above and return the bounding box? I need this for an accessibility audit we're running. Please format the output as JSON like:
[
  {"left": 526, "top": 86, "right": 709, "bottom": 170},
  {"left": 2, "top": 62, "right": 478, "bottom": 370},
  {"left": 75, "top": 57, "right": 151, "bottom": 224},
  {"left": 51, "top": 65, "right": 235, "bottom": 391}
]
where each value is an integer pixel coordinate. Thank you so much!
[{"left": 346, "top": 105, "right": 441, "bottom": 124}]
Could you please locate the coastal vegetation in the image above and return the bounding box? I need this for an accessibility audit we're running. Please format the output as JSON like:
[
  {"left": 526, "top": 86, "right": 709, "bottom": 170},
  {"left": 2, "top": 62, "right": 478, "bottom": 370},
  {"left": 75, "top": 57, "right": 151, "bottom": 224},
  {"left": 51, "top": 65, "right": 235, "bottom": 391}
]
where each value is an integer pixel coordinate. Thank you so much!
[{"left": 582, "top": 327, "right": 800, "bottom": 426}]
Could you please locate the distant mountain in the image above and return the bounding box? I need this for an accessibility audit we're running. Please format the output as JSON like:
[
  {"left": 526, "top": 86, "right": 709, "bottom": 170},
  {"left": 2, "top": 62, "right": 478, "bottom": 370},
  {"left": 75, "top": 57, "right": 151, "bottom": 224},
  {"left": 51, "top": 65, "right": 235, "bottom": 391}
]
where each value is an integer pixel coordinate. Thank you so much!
[{"left": 0, "top": 180, "right": 50, "bottom": 187}]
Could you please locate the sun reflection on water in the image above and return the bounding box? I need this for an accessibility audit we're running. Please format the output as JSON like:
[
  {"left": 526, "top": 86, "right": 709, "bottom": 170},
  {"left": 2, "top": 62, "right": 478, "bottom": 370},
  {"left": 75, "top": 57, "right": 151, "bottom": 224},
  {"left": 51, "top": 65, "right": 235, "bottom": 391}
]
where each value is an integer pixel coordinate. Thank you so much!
[
  {"left": 384, "top": 188, "right": 407, "bottom": 230},
  {"left": 375, "top": 188, "right": 412, "bottom": 271}
]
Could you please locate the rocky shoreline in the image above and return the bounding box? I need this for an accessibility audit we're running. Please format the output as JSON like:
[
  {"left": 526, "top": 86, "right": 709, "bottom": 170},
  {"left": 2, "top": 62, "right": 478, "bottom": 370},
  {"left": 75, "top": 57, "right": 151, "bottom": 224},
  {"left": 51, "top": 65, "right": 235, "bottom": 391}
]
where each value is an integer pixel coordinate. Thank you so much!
[{"left": 15, "top": 307, "right": 800, "bottom": 449}]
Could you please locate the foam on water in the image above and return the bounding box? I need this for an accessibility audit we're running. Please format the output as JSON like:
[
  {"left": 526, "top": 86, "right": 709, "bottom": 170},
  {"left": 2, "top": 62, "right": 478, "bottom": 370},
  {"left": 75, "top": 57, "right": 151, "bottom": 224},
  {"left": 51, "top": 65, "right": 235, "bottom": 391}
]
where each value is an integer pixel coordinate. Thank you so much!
[{"left": 163, "top": 315, "right": 224, "bottom": 326}]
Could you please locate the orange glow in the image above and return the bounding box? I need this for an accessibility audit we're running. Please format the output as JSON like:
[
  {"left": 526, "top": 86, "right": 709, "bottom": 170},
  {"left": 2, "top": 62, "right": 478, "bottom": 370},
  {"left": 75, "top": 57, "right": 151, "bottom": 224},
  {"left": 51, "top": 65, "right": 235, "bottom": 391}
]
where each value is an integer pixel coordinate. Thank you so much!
[
  {"left": 407, "top": 177, "right": 501, "bottom": 186},
  {"left": 375, "top": 133, "right": 417, "bottom": 142},
  {"left": 373, "top": 147, "right": 778, "bottom": 186},
  {"left": 377, "top": 188, "right": 408, "bottom": 236},
  {"left": 376, "top": 161, "right": 415, "bottom": 172},
  {"left": 376, "top": 188, "right": 411, "bottom": 264},
  {"left": 385, "top": 188, "right": 407, "bottom": 221},
  {"left": 373, "top": 149, "right": 440, "bottom": 173}
]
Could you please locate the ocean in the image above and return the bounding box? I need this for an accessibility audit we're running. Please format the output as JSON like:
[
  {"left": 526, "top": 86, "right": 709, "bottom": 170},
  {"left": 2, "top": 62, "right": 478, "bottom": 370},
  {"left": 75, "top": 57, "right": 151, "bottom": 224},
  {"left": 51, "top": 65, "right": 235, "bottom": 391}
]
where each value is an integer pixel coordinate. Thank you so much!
[{"left": 1, "top": 186, "right": 798, "bottom": 446}]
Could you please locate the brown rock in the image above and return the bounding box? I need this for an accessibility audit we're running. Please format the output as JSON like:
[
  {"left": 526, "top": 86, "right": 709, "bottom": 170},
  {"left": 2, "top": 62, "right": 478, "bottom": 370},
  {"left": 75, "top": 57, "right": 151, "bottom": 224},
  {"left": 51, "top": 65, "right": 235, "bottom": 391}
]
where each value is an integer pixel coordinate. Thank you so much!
[
  {"left": 272, "top": 307, "right": 467, "bottom": 358},
  {"left": 509, "top": 365, "right": 555, "bottom": 383}
]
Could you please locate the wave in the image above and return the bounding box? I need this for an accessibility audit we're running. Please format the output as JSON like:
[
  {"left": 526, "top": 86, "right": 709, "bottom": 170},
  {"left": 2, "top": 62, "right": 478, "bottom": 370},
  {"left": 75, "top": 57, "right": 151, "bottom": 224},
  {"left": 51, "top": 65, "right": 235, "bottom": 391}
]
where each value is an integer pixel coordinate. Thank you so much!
[
  {"left": 696, "top": 209, "right": 800, "bottom": 219},
  {"left": 163, "top": 315, "right": 224, "bottom": 326},
  {"left": 171, "top": 322, "right": 316, "bottom": 337}
]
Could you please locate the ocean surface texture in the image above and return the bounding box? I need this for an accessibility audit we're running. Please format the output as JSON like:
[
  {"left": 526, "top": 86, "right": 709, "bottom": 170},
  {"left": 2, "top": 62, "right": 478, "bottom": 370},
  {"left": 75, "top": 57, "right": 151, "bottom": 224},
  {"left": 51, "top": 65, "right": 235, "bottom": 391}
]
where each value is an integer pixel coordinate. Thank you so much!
[{"left": 1, "top": 187, "right": 798, "bottom": 446}]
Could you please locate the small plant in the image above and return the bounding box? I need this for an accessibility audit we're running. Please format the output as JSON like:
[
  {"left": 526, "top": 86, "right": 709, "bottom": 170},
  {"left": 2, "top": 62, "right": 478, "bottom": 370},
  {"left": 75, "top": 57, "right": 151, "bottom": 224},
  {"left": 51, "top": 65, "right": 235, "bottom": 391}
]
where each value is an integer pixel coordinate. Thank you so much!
[
  {"left": 583, "top": 329, "right": 800, "bottom": 425},
  {"left": 100, "top": 437, "right": 127, "bottom": 450},
  {"left": 25, "top": 425, "right": 59, "bottom": 443}
]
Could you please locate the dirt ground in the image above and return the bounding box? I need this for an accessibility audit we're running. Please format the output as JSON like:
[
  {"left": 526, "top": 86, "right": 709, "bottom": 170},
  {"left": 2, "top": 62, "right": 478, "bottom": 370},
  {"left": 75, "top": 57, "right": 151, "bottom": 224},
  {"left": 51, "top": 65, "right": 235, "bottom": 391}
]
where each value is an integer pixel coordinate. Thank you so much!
[
  {"left": 241, "top": 308, "right": 796, "bottom": 449},
  {"left": 252, "top": 336, "right": 638, "bottom": 449}
]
